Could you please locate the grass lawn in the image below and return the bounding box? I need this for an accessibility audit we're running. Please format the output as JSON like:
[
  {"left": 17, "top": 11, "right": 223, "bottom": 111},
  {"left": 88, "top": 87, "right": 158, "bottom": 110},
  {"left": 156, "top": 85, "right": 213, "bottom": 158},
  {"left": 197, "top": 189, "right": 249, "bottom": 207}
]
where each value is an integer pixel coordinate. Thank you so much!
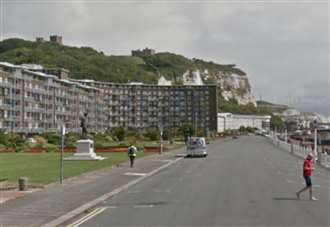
[{"left": 0, "top": 151, "right": 150, "bottom": 185}]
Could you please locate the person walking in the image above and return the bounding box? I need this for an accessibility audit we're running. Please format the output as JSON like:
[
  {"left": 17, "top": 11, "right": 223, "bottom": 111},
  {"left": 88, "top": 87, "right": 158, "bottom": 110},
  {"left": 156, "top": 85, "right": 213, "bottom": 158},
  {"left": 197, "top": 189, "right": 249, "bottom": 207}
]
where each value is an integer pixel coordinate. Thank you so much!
[
  {"left": 296, "top": 153, "right": 318, "bottom": 201},
  {"left": 128, "top": 144, "right": 137, "bottom": 168}
]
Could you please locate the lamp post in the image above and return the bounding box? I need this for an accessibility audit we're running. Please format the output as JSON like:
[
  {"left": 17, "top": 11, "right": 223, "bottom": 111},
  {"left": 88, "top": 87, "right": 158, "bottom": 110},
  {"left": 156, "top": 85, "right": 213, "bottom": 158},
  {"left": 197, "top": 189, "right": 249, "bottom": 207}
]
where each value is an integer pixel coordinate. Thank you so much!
[
  {"left": 60, "top": 124, "right": 65, "bottom": 184},
  {"left": 160, "top": 128, "right": 163, "bottom": 155},
  {"left": 314, "top": 128, "right": 318, "bottom": 163}
]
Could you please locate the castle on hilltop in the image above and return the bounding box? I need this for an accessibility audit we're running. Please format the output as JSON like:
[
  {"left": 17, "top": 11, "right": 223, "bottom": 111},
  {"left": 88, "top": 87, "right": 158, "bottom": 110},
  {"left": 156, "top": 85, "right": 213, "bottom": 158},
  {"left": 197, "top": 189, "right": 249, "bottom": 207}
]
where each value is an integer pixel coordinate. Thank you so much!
[
  {"left": 131, "top": 47, "right": 156, "bottom": 57},
  {"left": 36, "top": 35, "right": 63, "bottom": 45}
]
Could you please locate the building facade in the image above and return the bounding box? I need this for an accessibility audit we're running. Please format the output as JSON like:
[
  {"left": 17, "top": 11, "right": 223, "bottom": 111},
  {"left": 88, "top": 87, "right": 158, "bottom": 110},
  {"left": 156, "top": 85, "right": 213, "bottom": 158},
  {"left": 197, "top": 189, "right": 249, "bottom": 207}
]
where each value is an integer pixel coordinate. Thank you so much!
[
  {"left": 131, "top": 48, "right": 156, "bottom": 57},
  {"left": 217, "top": 113, "right": 271, "bottom": 133},
  {"left": 0, "top": 62, "right": 218, "bottom": 134},
  {"left": 0, "top": 62, "right": 106, "bottom": 133},
  {"left": 73, "top": 80, "right": 218, "bottom": 133},
  {"left": 49, "top": 35, "right": 63, "bottom": 45}
]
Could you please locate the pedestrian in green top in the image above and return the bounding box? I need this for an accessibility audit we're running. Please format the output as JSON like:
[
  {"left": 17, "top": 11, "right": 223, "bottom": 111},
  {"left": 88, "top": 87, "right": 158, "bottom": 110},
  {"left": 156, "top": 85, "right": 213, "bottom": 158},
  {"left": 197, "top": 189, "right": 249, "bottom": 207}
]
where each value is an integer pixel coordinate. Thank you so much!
[{"left": 128, "top": 144, "right": 137, "bottom": 168}]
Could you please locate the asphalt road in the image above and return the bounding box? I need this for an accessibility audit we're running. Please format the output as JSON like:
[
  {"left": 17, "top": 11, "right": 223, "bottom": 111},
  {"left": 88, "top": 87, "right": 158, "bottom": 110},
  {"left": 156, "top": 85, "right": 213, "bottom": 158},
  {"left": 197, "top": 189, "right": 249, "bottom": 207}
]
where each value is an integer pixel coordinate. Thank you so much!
[{"left": 77, "top": 136, "right": 330, "bottom": 226}]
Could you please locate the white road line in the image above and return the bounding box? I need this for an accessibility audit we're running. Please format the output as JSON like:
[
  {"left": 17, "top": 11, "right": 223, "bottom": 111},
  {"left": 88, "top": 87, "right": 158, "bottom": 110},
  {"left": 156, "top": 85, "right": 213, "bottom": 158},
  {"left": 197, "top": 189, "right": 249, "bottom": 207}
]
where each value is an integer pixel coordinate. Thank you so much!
[
  {"left": 286, "top": 179, "right": 296, "bottom": 183},
  {"left": 127, "top": 190, "right": 141, "bottom": 194},
  {"left": 175, "top": 154, "right": 186, "bottom": 157},
  {"left": 104, "top": 206, "right": 117, "bottom": 209},
  {"left": 155, "top": 159, "right": 172, "bottom": 162},
  {"left": 153, "top": 189, "right": 171, "bottom": 193},
  {"left": 124, "top": 172, "right": 147, "bottom": 176},
  {"left": 67, "top": 207, "right": 107, "bottom": 227},
  {"left": 133, "top": 204, "right": 154, "bottom": 208},
  {"left": 43, "top": 157, "right": 183, "bottom": 227}
]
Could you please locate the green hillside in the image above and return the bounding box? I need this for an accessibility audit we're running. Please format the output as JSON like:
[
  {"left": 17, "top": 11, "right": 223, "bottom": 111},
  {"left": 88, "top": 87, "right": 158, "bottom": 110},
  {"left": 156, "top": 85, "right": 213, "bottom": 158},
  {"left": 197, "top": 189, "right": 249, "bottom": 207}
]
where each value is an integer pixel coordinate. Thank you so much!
[
  {"left": 1, "top": 38, "right": 280, "bottom": 115},
  {"left": 0, "top": 38, "right": 245, "bottom": 84},
  {"left": 256, "top": 100, "right": 288, "bottom": 112}
]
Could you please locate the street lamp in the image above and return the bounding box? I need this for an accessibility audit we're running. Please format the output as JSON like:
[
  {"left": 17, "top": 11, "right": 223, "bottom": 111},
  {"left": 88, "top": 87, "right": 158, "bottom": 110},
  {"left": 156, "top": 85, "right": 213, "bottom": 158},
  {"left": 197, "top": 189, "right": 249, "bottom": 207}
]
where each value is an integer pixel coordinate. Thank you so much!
[
  {"left": 60, "top": 124, "right": 66, "bottom": 184},
  {"left": 160, "top": 128, "right": 163, "bottom": 155}
]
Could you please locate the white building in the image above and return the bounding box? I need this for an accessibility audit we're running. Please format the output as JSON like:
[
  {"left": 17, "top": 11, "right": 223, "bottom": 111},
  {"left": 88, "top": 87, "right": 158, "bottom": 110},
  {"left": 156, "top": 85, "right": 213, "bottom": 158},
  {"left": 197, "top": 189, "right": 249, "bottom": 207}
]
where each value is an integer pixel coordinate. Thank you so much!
[
  {"left": 21, "top": 64, "right": 43, "bottom": 70},
  {"left": 158, "top": 76, "right": 172, "bottom": 86},
  {"left": 217, "top": 113, "right": 271, "bottom": 133}
]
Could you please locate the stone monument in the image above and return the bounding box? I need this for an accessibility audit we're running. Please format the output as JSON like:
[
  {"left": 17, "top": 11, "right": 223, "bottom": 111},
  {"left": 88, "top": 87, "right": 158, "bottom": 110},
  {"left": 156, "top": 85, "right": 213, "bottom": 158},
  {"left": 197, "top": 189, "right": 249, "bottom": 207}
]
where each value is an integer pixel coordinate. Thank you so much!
[
  {"left": 64, "top": 113, "right": 105, "bottom": 161},
  {"left": 64, "top": 139, "right": 105, "bottom": 160}
]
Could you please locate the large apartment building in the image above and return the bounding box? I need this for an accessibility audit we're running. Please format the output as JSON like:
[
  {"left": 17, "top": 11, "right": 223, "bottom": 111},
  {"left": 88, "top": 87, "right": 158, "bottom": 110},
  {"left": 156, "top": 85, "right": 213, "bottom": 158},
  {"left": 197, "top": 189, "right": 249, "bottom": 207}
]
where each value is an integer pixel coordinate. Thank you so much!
[
  {"left": 73, "top": 80, "right": 218, "bottom": 133},
  {"left": 0, "top": 62, "right": 106, "bottom": 133},
  {"left": 0, "top": 62, "right": 218, "bottom": 134}
]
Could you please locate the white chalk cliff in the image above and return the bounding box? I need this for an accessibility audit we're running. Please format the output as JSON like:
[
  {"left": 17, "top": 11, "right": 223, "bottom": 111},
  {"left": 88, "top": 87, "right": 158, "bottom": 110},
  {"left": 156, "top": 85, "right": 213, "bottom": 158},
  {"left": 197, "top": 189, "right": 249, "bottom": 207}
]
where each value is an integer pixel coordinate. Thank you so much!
[{"left": 181, "top": 69, "right": 256, "bottom": 106}]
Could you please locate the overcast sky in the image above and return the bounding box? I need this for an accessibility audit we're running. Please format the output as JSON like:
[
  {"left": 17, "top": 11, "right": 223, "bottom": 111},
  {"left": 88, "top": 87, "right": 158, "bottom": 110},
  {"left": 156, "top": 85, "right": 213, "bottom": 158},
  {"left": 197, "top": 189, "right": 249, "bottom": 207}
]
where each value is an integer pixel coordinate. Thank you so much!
[{"left": 1, "top": 0, "right": 329, "bottom": 116}]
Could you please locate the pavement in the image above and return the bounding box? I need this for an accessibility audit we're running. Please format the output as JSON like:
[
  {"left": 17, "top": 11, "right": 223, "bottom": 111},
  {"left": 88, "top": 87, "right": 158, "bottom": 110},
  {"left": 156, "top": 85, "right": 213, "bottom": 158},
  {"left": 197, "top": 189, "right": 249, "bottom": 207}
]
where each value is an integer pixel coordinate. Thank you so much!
[
  {"left": 71, "top": 136, "right": 330, "bottom": 227},
  {"left": 0, "top": 147, "right": 186, "bottom": 227},
  {"left": 0, "top": 191, "right": 27, "bottom": 204}
]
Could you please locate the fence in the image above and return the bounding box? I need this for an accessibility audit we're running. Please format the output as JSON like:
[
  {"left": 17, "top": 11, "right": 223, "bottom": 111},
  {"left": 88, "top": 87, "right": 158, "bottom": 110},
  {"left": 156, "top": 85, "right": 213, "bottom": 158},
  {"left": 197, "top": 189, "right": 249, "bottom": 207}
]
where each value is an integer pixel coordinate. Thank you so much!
[{"left": 266, "top": 135, "right": 330, "bottom": 169}]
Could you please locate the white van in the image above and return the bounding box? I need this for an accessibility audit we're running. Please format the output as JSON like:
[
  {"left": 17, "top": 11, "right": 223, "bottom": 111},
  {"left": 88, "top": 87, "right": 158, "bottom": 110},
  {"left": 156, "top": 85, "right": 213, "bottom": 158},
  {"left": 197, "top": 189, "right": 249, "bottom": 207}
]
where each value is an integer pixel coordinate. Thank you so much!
[{"left": 186, "top": 137, "right": 208, "bottom": 157}]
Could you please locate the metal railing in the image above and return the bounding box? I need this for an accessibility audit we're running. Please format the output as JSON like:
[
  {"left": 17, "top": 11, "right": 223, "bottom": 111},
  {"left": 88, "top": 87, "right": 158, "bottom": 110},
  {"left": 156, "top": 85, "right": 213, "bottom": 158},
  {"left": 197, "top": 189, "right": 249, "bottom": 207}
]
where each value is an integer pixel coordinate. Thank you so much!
[{"left": 266, "top": 135, "right": 330, "bottom": 169}]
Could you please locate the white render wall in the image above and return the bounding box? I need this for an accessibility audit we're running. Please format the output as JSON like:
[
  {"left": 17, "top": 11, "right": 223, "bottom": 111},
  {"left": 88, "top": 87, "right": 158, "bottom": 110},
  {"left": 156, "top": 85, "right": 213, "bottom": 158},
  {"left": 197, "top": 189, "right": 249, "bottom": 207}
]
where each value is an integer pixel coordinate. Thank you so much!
[{"left": 217, "top": 113, "right": 271, "bottom": 133}]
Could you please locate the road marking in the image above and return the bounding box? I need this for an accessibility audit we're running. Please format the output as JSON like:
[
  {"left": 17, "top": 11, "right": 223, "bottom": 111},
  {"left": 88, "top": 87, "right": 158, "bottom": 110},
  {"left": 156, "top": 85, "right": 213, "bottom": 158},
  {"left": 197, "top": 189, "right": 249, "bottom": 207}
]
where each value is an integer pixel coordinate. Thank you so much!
[
  {"left": 104, "top": 206, "right": 117, "bottom": 209},
  {"left": 155, "top": 159, "right": 172, "bottom": 162},
  {"left": 175, "top": 154, "right": 186, "bottom": 157},
  {"left": 133, "top": 204, "right": 154, "bottom": 208},
  {"left": 153, "top": 189, "right": 171, "bottom": 193},
  {"left": 314, "top": 184, "right": 321, "bottom": 188},
  {"left": 124, "top": 172, "right": 147, "bottom": 176},
  {"left": 286, "top": 179, "right": 296, "bottom": 183},
  {"left": 127, "top": 190, "right": 141, "bottom": 194},
  {"left": 67, "top": 207, "right": 107, "bottom": 227},
  {"left": 43, "top": 157, "right": 184, "bottom": 227}
]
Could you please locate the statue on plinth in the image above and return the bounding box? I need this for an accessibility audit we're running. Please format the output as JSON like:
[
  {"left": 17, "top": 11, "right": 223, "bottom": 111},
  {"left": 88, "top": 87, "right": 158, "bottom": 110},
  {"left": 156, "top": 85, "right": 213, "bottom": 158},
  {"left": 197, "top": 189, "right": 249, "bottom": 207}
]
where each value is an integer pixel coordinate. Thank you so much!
[
  {"left": 80, "top": 112, "right": 88, "bottom": 138},
  {"left": 64, "top": 112, "right": 105, "bottom": 161}
]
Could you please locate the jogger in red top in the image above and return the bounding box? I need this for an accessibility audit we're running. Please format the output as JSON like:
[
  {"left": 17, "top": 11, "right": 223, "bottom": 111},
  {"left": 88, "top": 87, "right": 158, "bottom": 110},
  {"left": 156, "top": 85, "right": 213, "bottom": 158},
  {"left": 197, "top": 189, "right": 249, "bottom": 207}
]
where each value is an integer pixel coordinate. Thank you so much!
[{"left": 296, "top": 153, "right": 317, "bottom": 200}]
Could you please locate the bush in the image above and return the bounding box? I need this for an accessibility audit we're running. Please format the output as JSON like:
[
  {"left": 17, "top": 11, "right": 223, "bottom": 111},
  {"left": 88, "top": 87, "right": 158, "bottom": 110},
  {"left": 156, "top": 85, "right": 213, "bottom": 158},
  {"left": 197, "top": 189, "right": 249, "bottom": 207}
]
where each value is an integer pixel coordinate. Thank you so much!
[
  {"left": 126, "top": 129, "right": 143, "bottom": 144},
  {"left": 93, "top": 133, "right": 114, "bottom": 148},
  {"left": 3, "top": 133, "right": 25, "bottom": 152},
  {"left": 65, "top": 132, "right": 82, "bottom": 147},
  {"left": 33, "top": 136, "right": 48, "bottom": 148},
  {"left": 41, "top": 132, "right": 61, "bottom": 145},
  {"left": 143, "top": 128, "right": 159, "bottom": 141},
  {"left": 246, "top": 127, "right": 255, "bottom": 133},
  {"left": 118, "top": 141, "right": 130, "bottom": 146},
  {"left": 112, "top": 127, "right": 126, "bottom": 141},
  {"left": 45, "top": 143, "right": 59, "bottom": 153},
  {"left": 239, "top": 126, "right": 245, "bottom": 132},
  {"left": 20, "top": 140, "right": 34, "bottom": 152}
]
